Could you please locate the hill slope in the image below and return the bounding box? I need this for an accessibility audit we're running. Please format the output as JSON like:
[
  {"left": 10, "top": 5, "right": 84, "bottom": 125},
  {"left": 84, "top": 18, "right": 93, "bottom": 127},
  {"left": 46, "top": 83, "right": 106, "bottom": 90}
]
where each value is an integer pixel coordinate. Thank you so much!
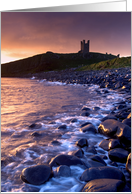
[{"left": 1, "top": 52, "right": 117, "bottom": 77}]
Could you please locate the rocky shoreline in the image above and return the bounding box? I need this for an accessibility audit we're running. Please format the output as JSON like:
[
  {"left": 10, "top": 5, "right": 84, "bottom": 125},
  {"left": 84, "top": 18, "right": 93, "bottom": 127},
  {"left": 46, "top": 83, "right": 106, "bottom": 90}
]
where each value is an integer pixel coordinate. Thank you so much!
[{"left": 21, "top": 67, "right": 131, "bottom": 192}]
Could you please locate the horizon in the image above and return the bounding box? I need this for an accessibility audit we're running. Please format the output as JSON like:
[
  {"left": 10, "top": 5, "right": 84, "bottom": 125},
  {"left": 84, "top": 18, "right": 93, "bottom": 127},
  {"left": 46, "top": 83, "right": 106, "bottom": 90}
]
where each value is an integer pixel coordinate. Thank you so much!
[{"left": 1, "top": 12, "right": 131, "bottom": 64}]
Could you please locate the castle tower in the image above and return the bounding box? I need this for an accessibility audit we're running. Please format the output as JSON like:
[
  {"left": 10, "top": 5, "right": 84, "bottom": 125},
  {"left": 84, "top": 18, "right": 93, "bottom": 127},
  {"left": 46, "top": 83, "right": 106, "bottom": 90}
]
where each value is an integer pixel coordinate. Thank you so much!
[{"left": 80, "top": 40, "right": 90, "bottom": 55}]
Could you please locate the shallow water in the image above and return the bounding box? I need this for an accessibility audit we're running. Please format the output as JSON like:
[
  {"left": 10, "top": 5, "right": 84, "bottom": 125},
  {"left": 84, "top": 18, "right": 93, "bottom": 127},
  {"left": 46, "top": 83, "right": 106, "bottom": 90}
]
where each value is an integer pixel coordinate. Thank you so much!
[{"left": 1, "top": 77, "right": 127, "bottom": 192}]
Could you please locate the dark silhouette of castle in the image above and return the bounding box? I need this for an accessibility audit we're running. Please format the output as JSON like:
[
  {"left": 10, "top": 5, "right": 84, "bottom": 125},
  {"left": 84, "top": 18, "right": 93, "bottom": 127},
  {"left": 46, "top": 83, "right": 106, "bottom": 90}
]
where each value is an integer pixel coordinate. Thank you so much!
[{"left": 80, "top": 40, "right": 90, "bottom": 54}]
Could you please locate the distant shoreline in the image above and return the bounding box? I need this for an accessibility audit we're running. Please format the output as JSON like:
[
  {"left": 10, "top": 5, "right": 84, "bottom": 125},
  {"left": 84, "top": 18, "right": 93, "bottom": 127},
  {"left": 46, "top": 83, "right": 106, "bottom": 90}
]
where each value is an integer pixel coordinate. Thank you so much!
[{"left": 30, "top": 66, "right": 131, "bottom": 93}]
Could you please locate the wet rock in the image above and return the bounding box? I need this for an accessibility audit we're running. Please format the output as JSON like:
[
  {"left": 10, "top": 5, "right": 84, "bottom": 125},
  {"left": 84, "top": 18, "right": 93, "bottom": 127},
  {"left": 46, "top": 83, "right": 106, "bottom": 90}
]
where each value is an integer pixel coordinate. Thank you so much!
[
  {"left": 20, "top": 164, "right": 53, "bottom": 185},
  {"left": 115, "top": 107, "right": 131, "bottom": 120},
  {"left": 29, "top": 123, "right": 42, "bottom": 129},
  {"left": 80, "top": 122, "right": 92, "bottom": 128},
  {"left": 58, "top": 124, "right": 67, "bottom": 130},
  {"left": 51, "top": 140, "right": 61, "bottom": 145},
  {"left": 76, "top": 138, "right": 88, "bottom": 148},
  {"left": 126, "top": 153, "right": 131, "bottom": 174},
  {"left": 31, "top": 132, "right": 42, "bottom": 137},
  {"left": 81, "top": 107, "right": 91, "bottom": 111},
  {"left": 80, "top": 111, "right": 90, "bottom": 117},
  {"left": 80, "top": 166, "right": 125, "bottom": 182},
  {"left": 100, "top": 155, "right": 108, "bottom": 160},
  {"left": 116, "top": 104, "right": 126, "bottom": 110},
  {"left": 122, "top": 118, "right": 131, "bottom": 127},
  {"left": 70, "top": 118, "right": 78, "bottom": 123},
  {"left": 127, "top": 112, "right": 131, "bottom": 119},
  {"left": 55, "top": 165, "right": 71, "bottom": 177},
  {"left": 81, "top": 179, "right": 125, "bottom": 192},
  {"left": 98, "top": 119, "right": 118, "bottom": 136},
  {"left": 48, "top": 121, "right": 56, "bottom": 124},
  {"left": 86, "top": 146, "right": 97, "bottom": 154},
  {"left": 101, "top": 115, "right": 117, "bottom": 122},
  {"left": 93, "top": 106, "right": 100, "bottom": 111},
  {"left": 71, "top": 149, "right": 84, "bottom": 158},
  {"left": 98, "top": 119, "right": 131, "bottom": 146},
  {"left": 49, "top": 154, "right": 84, "bottom": 167},
  {"left": 108, "top": 148, "right": 129, "bottom": 163},
  {"left": 89, "top": 155, "right": 107, "bottom": 166},
  {"left": 80, "top": 124, "right": 97, "bottom": 134},
  {"left": 84, "top": 159, "right": 105, "bottom": 168},
  {"left": 99, "top": 139, "right": 109, "bottom": 151},
  {"left": 108, "top": 139, "right": 121, "bottom": 150}
]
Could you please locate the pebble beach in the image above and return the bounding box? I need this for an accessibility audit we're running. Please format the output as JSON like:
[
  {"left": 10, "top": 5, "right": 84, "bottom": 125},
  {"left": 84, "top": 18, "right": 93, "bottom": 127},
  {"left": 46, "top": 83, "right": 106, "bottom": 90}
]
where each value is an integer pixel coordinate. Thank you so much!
[
  {"left": 1, "top": 67, "right": 131, "bottom": 192},
  {"left": 26, "top": 67, "right": 131, "bottom": 192}
]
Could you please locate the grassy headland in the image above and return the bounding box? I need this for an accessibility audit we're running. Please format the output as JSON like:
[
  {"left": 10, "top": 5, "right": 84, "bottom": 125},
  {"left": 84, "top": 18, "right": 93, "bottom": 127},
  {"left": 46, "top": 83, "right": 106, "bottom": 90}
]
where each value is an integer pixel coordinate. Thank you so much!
[
  {"left": 1, "top": 51, "right": 119, "bottom": 77},
  {"left": 77, "top": 56, "right": 131, "bottom": 71}
]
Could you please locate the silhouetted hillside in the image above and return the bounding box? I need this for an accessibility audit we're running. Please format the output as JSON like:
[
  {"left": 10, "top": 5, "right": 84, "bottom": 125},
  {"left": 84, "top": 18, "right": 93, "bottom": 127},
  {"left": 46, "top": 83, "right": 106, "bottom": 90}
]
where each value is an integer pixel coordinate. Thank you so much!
[{"left": 1, "top": 51, "right": 118, "bottom": 77}]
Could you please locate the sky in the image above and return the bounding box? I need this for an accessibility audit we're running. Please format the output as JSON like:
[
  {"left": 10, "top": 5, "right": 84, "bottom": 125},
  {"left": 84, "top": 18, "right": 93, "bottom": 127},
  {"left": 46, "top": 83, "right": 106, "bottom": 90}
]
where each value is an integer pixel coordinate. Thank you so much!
[{"left": 1, "top": 12, "right": 131, "bottom": 64}]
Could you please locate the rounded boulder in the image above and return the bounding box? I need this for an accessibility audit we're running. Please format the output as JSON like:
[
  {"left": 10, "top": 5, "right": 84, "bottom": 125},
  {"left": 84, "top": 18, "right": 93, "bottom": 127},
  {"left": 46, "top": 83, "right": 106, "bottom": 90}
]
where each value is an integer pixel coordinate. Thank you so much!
[
  {"left": 81, "top": 178, "right": 125, "bottom": 192},
  {"left": 49, "top": 154, "right": 84, "bottom": 167},
  {"left": 80, "top": 166, "right": 125, "bottom": 182},
  {"left": 108, "top": 148, "right": 129, "bottom": 163},
  {"left": 20, "top": 164, "right": 53, "bottom": 185}
]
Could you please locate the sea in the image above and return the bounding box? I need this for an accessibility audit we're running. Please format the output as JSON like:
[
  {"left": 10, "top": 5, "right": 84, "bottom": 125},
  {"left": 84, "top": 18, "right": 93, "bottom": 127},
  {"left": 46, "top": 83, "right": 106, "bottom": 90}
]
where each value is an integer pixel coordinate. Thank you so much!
[{"left": 1, "top": 77, "right": 127, "bottom": 192}]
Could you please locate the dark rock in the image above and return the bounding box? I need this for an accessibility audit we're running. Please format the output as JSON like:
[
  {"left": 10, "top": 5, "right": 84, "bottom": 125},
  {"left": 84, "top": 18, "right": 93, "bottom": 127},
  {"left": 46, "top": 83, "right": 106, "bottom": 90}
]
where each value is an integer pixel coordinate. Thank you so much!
[
  {"left": 48, "top": 121, "right": 56, "bottom": 124},
  {"left": 80, "top": 124, "right": 96, "bottom": 133},
  {"left": 98, "top": 119, "right": 131, "bottom": 146},
  {"left": 85, "top": 159, "right": 105, "bottom": 168},
  {"left": 49, "top": 154, "right": 84, "bottom": 167},
  {"left": 101, "top": 115, "right": 117, "bottom": 122},
  {"left": 58, "top": 124, "right": 67, "bottom": 130},
  {"left": 115, "top": 106, "right": 131, "bottom": 120},
  {"left": 108, "top": 148, "right": 129, "bottom": 163},
  {"left": 31, "top": 132, "right": 42, "bottom": 137},
  {"left": 98, "top": 119, "right": 118, "bottom": 136},
  {"left": 20, "top": 164, "right": 53, "bottom": 185},
  {"left": 70, "top": 118, "right": 78, "bottom": 123},
  {"left": 86, "top": 146, "right": 97, "bottom": 154},
  {"left": 115, "top": 81, "right": 123, "bottom": 89},
  {"left": 81, "top": 179, "right": 125, "bottom": 192},
  {"left": 1, "top": 156, "right": 15, "bottom": 167},
  {"left": 76, "top": 138, "right": 88, "bottom": 148},
  {"left": 122, "top": 118, "right": 131, "bottom": 127},
  {"left": 99, "top": 139, "right": 109, "bottom": 151},
  {"left": 80, "top": 122, "right": 92, "bottom": 128},
  {"left": 89, "top": 155, "right": 107, "bottom": 166},
  {"left": 116, "top": 104, "right": 127, "bottom": 110},
  {"left": 80, "top": 166, "right": 125, "bottom": 182},
  {"left": 116, "top": 125, "right": 131, "bottom": 147},
  {"left": 71, "top": 149, "right": 84, "bottom": 158},
  {"left": 127, "top": 112, "right": 131, "bottom": 119},
  {"left": 55, "top": 165, "right": 71, "bottom": 177},
  {"left": 81, "top": 107, "right": 91, "bottom": 111},
  {"left": 51, "top": 140, "right": 61, "bottom": 145},
  {"left": 93, "top": 106, "right": 100, "bottom": 111},
  {"left": 126, "top": 153, "right": 131, "bottom": 174},
  {"left": 80, "top": 111, "right": 90, "bottom": 117},
  {"left": 29, "top": 123, "right": 42, "bottom": 129},
  {"left": 108, "top": 161, "right": 118, "bottom": 167},
  {"left": 108, "top": 139, "right": 121, "bottom": 150}
]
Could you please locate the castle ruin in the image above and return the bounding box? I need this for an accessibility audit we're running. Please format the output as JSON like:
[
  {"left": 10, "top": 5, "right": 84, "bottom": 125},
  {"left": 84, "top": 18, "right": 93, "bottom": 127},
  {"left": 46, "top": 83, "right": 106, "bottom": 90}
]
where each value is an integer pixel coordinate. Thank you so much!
[{"left": 80, "top": 40, "right": 90, "bottom": 54}]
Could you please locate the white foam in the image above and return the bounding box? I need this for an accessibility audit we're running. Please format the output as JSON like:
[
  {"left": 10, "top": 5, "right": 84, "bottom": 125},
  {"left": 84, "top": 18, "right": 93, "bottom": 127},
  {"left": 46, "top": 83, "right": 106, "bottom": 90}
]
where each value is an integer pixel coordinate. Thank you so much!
[
  {"left": 31, "top": 76, "right": 36, "bottom": 80},
  {"left": 39, "top": 177, "right": 81, "bottom": 192},
  {"left": 39, "top": 79, "right": 47, "bottom": 83},
  {"left": 46, "top": 81, "right": 66, "bottom": 85}
]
